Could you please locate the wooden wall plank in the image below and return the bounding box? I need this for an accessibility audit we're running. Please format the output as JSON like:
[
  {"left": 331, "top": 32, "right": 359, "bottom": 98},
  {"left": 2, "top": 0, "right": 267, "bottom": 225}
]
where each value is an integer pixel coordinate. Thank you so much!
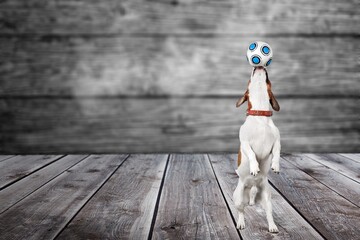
[
  {"left": 0, "top": 98, "right": 358, "bottom": 153},
  {"left": 0, "top": 155, "right": 88, "bottom": 213},
  {"left": 268, "top": 156, "right": 360, "bottom": 240},
  {"left": 0, "top": 0, "right": 358, "bottom": 34},
  {"left": 151, "top": 154, "right": 240, "bottom": 239},
  {"left": 208, "top": 154, "right": 323, "bottom": 239},
  {"left": 0, "top": 0, "right": 357, "bottom": 154},
  {"left": 57, "top": 154, "right": 168, "bottom": 240},
  {"left": 282, "top": 154, "right": 360, "bottom": 207},
  {"left": 0, "top": 154, "right": 128, "bottom": 240},
  {"left": 305, "top": 154, "right": 360, "bottom": 183},
  {"left": 1, "top": 37, "right": 358, "bottom": 97},
  {"left": 0, "top": 155, "right": 62, "bottom": 190}
]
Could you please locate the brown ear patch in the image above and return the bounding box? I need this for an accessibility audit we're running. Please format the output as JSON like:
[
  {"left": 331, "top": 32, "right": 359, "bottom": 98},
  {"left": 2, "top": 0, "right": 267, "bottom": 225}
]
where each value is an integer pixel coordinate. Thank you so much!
[
  {"left": 269, "top": 91, "right": 280, "bottom": 111},
  {"left": 266, "top": 79, "right": 280, "bottom": 111},
  {"left": 236, "top": 90, "right": 248, "bottom": 108},
  {"left": 236, "top": 80, "right": 251, "bottom": 108}
]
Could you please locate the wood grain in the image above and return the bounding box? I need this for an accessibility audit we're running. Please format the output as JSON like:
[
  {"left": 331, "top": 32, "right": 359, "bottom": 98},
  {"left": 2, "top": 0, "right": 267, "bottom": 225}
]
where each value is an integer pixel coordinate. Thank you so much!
[
  {"left": 268, "top": 156, "right": 360, "bottom": 240},
  {"left": 0, "top": 153, "right": 358, "bottom": 238},
  {"left": 0, "top": 154, "right": 128, "bottom": 240},
  {"left": 339, "top": 153, "right": 360, "bottom": 164},
  {"left": 0, "top": 37, "right": 358, "bottom": 97},
  {"left": 0, "top": 0, "right": 358, "bottom": 155},
  {"left": 305, "top": 154, "right": 360, "bottom": 183},
  {"left": 151, "top": 154, "right": 240, "bottom": 239},
  {"left": 0, "top": 0, "right": 358, "bottom": 34},
  {"left": 0, "top": 155, "right": 88, "bottom": 213},
  {"left": 208, "top": 153, "right": 323, "bottom": 240},
  {"left": 0, "top": 155, "right": 14, "bottom": 162},
  {"left": 57, "top": 154, "right": 168, "bottom": 240},
  {"left": 0, "top": 98, "right": 358, "bottom": 153},
  {"left": 0, "top": 155, "right": 62, "bottom": 189},
  {"left": 282, "top": 154, "right": 360, "bottom": 207}
]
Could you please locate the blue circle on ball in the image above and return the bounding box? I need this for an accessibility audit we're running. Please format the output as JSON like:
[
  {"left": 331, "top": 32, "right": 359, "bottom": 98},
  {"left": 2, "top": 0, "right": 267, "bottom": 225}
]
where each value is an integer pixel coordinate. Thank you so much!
[
  {"left": 266, "top": 59, "right": 272, "bottom": 66},
  {"left": 262, "top": 46, "right": 270, "bottom": 55},
  {"left": 249, "top": 43, "right": 257, "bottom": 51},
  {"left": 252, "top": 56, "right": 260, "bottom": 64}
]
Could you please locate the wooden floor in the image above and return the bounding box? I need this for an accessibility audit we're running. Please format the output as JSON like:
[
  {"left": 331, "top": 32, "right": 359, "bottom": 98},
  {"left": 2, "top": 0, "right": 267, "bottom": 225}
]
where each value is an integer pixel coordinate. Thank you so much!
[{"left": 0, "top": 154, "right": 359, "bottom": 240}]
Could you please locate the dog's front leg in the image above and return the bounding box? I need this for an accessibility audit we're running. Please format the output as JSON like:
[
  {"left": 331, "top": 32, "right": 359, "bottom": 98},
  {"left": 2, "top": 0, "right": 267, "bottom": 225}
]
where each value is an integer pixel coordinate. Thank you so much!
[
  {"left": 242, "top": 141, "right": 260, "bottom": 176},
  {"left": 271, "top": 140, "right": 280, "bottom": 173}
]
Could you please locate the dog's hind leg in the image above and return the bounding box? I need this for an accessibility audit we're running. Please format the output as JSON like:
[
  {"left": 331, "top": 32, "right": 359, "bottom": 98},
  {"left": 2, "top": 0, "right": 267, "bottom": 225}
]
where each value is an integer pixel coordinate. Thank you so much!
[
  {"left": 259, "top": 181, "right": 278, "bottom": 233},
  {"left": 271, "top": 132, "right": 281, "bottom": 173},
  {"left": 233, "top": 181, "right": 248, "bottom": 229},
  {"left": 236, "top": 207, "right": 246, "bottom": 230}
]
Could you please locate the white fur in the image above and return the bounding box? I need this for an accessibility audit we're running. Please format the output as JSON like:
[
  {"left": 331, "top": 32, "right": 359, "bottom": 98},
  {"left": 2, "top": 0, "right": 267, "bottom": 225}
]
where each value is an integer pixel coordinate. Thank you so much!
[{"left": 233, "top": 67, "right": 281, "bottom": 233}]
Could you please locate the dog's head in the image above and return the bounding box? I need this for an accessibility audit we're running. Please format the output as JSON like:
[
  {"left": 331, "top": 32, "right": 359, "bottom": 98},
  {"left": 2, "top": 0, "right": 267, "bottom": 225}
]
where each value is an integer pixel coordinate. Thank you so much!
[{"left": 236, "top": 67, "right": 280, "bottom": 111}]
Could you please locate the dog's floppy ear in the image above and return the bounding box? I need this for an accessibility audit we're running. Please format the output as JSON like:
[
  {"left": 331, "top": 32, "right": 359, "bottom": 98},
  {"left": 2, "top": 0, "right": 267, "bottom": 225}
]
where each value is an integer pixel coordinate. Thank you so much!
[
  {"left": 236, "top": 89, "right": 248, "bottom": 108},
  {"left": 236, "top": 80, "right": 250, "bottom": 108},
  {"left": 266, "top": 78, "right": 280, "bottom": 111}
]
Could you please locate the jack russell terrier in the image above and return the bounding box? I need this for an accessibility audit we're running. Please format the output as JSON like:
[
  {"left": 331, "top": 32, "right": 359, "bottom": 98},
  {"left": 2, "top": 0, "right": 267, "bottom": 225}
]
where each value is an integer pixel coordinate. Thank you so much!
[{"left": 233, "top": 66, "right": 280, "bottom": 233}]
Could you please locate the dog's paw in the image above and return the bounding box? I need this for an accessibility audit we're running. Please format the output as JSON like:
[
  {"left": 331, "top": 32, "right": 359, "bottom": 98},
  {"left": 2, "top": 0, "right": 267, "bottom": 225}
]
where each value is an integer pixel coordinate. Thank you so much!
[
  {"left": 269, "top": 223, "right": 279, "bottom": 233},
  {"left": 271, "top": 162, "right": 280, "bottom": 174},
  {"left": 236, "top": 220, "right": 246, "bottom": 230},
  {"left": 249, "top": 199, "right": 255, "bottom": 206},
  {"left": 250, "top": 164, "right": 260, "bottom": 176}
]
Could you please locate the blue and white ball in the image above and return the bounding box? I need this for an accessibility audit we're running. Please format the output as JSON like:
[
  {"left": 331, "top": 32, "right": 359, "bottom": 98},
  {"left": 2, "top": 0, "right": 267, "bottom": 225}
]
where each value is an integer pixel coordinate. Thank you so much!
[{"left": 246, "top": 41, "right": 273, "bottom": 67}]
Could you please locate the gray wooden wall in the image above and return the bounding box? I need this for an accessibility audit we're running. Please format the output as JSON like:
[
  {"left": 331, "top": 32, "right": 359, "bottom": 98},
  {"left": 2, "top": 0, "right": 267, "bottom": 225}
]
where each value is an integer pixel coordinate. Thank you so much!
[{"left": 0, "top": 0, "right": 359, "bottom": 153}]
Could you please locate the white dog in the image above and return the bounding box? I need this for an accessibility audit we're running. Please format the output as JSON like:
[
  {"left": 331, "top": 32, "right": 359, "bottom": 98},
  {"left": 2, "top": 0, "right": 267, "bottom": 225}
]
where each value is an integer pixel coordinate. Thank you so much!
[{"left": 233, "top": 66, "right": 281, "bottom": 233}]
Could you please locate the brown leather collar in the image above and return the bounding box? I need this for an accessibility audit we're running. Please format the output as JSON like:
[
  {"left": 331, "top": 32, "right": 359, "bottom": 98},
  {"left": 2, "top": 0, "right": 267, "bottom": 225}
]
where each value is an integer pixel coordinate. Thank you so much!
[{"left": 247, "top": 110, "right": 273, "bottom": 117}]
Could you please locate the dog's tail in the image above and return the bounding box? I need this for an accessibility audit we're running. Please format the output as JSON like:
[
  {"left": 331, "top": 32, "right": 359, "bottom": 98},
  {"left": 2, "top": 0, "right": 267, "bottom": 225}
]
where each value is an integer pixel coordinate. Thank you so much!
[{"left": 249, "top": 186, "right": 258, "bottom": 205}]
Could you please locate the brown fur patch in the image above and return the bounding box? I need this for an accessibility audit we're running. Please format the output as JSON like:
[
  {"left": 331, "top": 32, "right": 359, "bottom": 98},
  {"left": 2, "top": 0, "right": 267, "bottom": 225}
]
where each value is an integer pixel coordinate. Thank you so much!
[
  {"left": 236, "top": 80, "right": 251, "bottom": 109},
  {"left": 237, "top": 147, "right": 242, "bottom": 166},
  {"left": 266, "top": 73, "right": 280, "bottom": 111}
]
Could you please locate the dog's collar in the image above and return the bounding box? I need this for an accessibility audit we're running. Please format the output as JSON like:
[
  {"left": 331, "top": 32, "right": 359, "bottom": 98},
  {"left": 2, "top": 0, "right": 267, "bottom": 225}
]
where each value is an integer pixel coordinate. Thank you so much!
[{"left": 247, "top": 110, "right": 273, "bottom": 117}]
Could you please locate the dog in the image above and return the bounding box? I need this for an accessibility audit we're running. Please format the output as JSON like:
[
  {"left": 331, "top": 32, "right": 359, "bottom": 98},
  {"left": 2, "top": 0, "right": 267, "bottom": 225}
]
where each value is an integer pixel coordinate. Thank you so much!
[{"left": 233, "top": 66, "right": 281, "bottom": 233}]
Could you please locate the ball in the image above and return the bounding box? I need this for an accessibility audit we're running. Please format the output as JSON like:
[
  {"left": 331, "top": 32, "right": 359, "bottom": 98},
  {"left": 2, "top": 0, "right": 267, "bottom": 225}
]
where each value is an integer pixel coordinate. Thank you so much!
[{"left": 246, "top": 41, "right": 273, "bottom": 67}]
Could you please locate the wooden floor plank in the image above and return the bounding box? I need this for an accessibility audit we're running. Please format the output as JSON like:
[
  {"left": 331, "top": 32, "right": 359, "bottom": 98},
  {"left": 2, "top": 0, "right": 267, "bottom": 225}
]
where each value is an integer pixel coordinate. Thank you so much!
[
  {"left": 268, "top": 156, "right": 360, "bottom": 240},
  {"left": 56, "top": 154, "right": 168, "bottom": 240},
  {"left": 0, "top": 155, "right": 88, "bottom": 213},
  {"left": 0, "top": 155, "right": 63, "bottom": 190},
  {"left": 208, "top": 154, "right": 323, "bottom": 240},
  {"left": 305, "top": 153, "right": 360, "bottom": 183},
  {"left": 339, "top": 153, "right": 360, "bottom": 164},
  {"left": 151, "top": 154, "right": 240, "bottom": 239},
  {"left": 0, "top": 155, "right": 15, "bottom": 162},
  {"left": 282, "top": 154, "right": 360, "bottom": 208},
  {"left": 0, "top": 154, "right": 128, "bottom": 240}
]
